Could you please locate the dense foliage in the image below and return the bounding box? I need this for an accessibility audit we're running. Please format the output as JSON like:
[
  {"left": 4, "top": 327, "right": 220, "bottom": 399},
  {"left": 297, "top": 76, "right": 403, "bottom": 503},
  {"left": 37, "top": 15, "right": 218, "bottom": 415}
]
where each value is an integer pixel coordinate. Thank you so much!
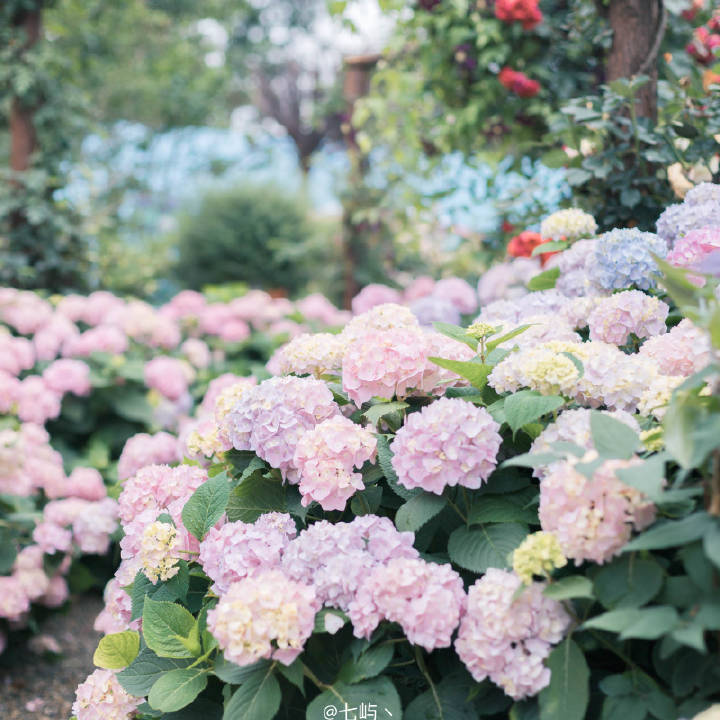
[
  {"left": 172, "top": 185, "right": 332, "bottom": 298},
  {"left": 64, "top": 185, "right": 720, "bottom": 720}
]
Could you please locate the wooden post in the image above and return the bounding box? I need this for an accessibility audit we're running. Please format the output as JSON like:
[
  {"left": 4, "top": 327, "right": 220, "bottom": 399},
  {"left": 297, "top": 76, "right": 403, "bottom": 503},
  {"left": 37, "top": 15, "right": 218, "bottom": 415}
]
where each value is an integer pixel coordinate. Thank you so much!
[
  {"left": 606, "top": 0, "right": 665, "bottom": 120},
  {"left": 10, "top": 7, "right": 42, "bottom": 173},
  {"left": 341, "top": 54, "right": 380, "bottom": 310}
]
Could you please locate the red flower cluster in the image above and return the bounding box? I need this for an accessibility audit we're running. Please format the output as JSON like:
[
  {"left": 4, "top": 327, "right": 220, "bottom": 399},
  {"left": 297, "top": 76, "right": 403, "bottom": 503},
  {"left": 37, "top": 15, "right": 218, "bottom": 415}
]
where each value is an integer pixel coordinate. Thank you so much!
[
  {"left": 686, "top": 17, "right": 720, "bottom": 65},
  {"left": 507, "top": 231, "right": 557, "bottom": 265},
  {"left": 499, "top": 68, "right": 541, "bottom": 98},
  {"left": 682, "top": 0, "right": 705, "bottom": 22},
  {"left": 495, "top": 0, "right": 543, "bottom": 30}
]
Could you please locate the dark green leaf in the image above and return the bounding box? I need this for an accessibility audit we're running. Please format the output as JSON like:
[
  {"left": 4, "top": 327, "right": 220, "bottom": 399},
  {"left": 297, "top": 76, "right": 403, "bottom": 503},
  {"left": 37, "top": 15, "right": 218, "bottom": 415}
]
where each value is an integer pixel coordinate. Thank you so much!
[
  {"left": 448, "top": 524, "right": 528, "bottom": 573},
  {"left": 181, "top": 474, "right": 231, "bottom": 541},
  {"left": 395, "top": 493, "right": 447, "bottom": 532},
  {"left": 538, "top": 639, "right": 589, "bottom": 720},
  {"left": 148, "top": 668, "right": 208, "bottom": 712}
]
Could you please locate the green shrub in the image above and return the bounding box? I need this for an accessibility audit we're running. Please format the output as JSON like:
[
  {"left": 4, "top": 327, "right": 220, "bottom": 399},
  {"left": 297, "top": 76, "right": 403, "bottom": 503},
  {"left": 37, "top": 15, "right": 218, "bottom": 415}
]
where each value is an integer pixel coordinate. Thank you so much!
[{"left": 172, "top": 184, "right": 319, "bottom": 296}]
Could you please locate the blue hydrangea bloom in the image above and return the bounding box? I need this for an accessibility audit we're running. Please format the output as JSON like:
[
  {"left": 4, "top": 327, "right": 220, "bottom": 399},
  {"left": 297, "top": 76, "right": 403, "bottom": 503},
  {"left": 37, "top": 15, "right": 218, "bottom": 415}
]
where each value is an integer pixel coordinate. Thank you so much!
[{"left": 586, "top": 228, "right": 668, "bottom": 291}]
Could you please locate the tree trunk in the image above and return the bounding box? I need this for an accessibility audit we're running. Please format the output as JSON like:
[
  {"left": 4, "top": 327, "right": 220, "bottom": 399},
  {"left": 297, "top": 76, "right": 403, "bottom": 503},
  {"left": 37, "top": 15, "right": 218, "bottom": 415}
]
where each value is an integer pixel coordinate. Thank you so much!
[
  {"left": 10, "top": 8, "right": 42, "bottom": 172},
  {"left": 606, "top": 0, "right": 663, "bottom": 120}
]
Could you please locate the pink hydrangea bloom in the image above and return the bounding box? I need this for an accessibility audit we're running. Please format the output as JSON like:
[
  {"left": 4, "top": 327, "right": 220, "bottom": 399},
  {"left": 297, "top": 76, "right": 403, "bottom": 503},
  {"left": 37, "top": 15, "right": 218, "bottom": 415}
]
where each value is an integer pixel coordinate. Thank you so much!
[
  {"left": 62, "top": 325, "right": 128, "bottom": 357},
  {"left": 94, "top": 577, "right": 135, "bottom": 635},
  {"left": 16, "top": 376, "right": 63, "bottom": 425},
  {"left": 539, "top": 457, "right": 657, "bottom": 564},
  {"left": 207, "top": 569, "right": 319, "bottom": 666},
  {"left": 341, "top": 303, "right": 420, "bottom": 343},
  {"left": 418, "top": 331, "right": 476, "bottom": 395},
  {"left": 41, "top": 497, "right": 119, "bottom": 555},
  {"left": 72, "top": 669, "right": 142, "bottom": 720},
  {"left": 118, "top": 463, "right": 207, "bottom": 525},
  {"left": 33, "top": 315, "right": 79, "bottom": 361},
  {"left": 352, "top": 284, "right": 403, "bottom": 315},
  {"left": 200, "top": 513, "right": 297, "bottom": 594},
  {"left": 268, "top": 332, "right": 346, "bottom": 377},
  {"left": 0, "top": 289, "right": 53, "bottom": 334},
  {"left": 530, "top": 408, "right": 640, "bottom": 478},
  {"left": 0, "top": 334, "right": 35, "bottom": 376},
  {"left": 434, "top": 277, "right": 478, "bottom": 314},
  {"left": 391, "top": 398, "right": 501, "bottom": 494},
  {"left": 639, "top": 318, "right": 712, "bottom": 376},
  {"left": 296, "top": 293, "right": 351, "bottom": 326},
  {"left": 117, "top": 432, "right": 180, "bottom": 480},
  {"left": 404, "top": 276, "right": 436, "bottom": 302},
  {"left": 0, "top": 370, "right": 20, "bottom": 413},
  {"left": 666, "top": 226, "right": 720, "bottom": 284},
  {"left": 455, "top": 569, "right": 571, "bottom": 700},
  {"left": 282, "top": 516, "right": 418, "bottom": 611},
  {"left": 477, "top": 257, "right": 541, "bottom": 305},
  {"left": 40, "top": 574, "right": 69, "bottom": 608},
  {"left": 0, "top": 576, "right": 31, "bottom": 621},
  {"left": 587, "top": 290, "right": 668, "bottom": 345},
  {"left": 42, "top": 359, "right": 91, "bottom": 396},
  {"left": 160, "top": 289, "right": 207, "bottom": 320},
  {"left": 293, "top": 415, "right": 377, "bottom": 510},
  {"left": 348, "top": 557, "right": 466, "bottom": 651},
  {"left": 342, "top": 328, "right": 427, "bottom": 405},
  {"left": 227, "top": 376, "right": 339, "bottom": 482},
  {"left": 181, "top": 338, "right": 211, "bottom": 369},
  {"left": 144, "top": 356, "right": 195, "bottom": 401}
]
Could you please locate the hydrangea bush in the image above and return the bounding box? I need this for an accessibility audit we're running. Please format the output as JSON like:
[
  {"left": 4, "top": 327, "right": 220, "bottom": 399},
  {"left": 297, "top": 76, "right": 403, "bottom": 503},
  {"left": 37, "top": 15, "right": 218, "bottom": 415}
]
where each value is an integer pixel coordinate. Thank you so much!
[
  {"left": 0, "top": 286, "right": 354, "bottom": 654},
  {"left": 74, "top": 189, "right": 720, "bottom": 719}
]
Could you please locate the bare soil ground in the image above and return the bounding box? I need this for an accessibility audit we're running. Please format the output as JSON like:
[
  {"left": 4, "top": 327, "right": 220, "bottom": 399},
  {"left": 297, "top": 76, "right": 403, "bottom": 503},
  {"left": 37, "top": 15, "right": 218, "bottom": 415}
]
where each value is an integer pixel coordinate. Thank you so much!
[{"left": 0, "top": 594, "right": 103, "bottom": 720}]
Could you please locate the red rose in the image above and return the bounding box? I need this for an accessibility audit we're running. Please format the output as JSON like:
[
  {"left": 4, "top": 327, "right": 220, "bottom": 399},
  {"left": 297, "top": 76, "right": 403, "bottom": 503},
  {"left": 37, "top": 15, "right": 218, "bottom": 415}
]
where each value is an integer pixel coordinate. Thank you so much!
[
  {"left": 499, "top": 67, "right": 541, "bottom": 98},
  {"left": 495, "top": 0, "right": 543, "bottom": 30},
  {"left": 507, "top": 231, "right": 558, "bottom": 266}
]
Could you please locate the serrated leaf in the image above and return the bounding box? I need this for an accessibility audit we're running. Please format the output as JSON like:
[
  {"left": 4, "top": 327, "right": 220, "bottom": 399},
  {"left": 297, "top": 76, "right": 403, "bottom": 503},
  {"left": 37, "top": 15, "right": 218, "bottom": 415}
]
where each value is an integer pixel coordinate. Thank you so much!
[
  {"left": 590, "top": 412, "right": 639, "bottom": 460},
  {"left": 543, "top": 576, "right": 594, "bottom": 601},
  {"left": 619, "top": 606, "right": 679, "bottom": 640},
  {"left": 448, "top": 524, "right": 528, "bottom": 573},
  {"left": 226, "top": 474, "right": 285, "bottom": 523},
  {"left": 142, "top": 598, "right": 197, "bottom": 659},
  {"left": 428, "top": 357, "right": 492, "bottom": 390},
  {"left": 148, "top": 668, "right": 208, "bottom": 712},
  {"left": 181, "top": 474, "right": 230, "bottom": 541},
  {"left": 504, "top": 391, "right": 564, "bottom": 433},
  {"left": 213, "top": 656, "right": 271, "bottom": 684},
  {"left": 395, "top": 493, "right": 447, "bottom": 532},
  {"left": 432, "top": 321, "right": 478, "bottom": 349},
  {"left": 376, "top": 435, "right": 420, "bottom": 500},
  {"left": 117, "top": 648, "right": 191, "bottom": 696},
  {"left": 363, "top": 401, "right": 408, "bottom": 426},
  {"left": 93, "top": 631, "right": 140, "bottom": 669},
  {"left": 538, "top": 639, "right": 589, "bottom": 720}
]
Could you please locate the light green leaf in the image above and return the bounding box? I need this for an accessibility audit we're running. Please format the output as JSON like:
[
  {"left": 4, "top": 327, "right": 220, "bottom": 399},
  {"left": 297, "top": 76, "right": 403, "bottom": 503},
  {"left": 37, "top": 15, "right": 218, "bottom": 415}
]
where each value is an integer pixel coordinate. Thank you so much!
[
  {"left": 538, "top": 639, "right": 589, "bottom": 720},
  {"left": 619, "top": 606, "right": 679, "bottom": 640},
  {"left": 448, "top": 524, "right": 528, "bottom": 574},
  {"left": 142, "top": 598, "right": 197, "bottom": 659},
  {"left": 181, "top": 473, "right": 230, "bottom": 541},
  {"left": 93, "top": 631, "right": 140, "bottom": 669},
  {"left": 432, "top": 321, "right": 478, "bottom": 349},
  {"left": 527, "top": 268, "right": 560, "bottom": 291},
  {"left": 543, "top": 576, "right": 594, "bottom": 601},
  {"left": 395, "top": 493, "right": 447, "bottom": 532},
  {"left": 428, "top": 357, "right": 492, "bottom": 390},
  {"left": 583, "top": 608, "right": 641, "bottom": 634},
  {"left": 531, "top": 241, "right": 568, "bottom": 256},
  {"left": 703, "top": 522, "right": 720, "bottom": 570},
  {"left": 486, "top": 324, "right": 533, "bottom": 352},
  {"left": 148, "top": 668, "right": 208, "bottom": 712},
  {"left": 504, "top": 391, "right": 564, "bottom": 433},
  {"left": 363, "top": 401, "right": 408, "bottom": 426}
]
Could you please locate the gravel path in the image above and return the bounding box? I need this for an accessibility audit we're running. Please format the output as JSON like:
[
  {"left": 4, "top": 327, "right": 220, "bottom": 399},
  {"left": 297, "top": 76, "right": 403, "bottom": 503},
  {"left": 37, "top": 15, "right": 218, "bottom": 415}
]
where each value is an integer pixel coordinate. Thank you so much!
[{"left": 0, "top": 594, "right": 103, "bottom": 720}]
